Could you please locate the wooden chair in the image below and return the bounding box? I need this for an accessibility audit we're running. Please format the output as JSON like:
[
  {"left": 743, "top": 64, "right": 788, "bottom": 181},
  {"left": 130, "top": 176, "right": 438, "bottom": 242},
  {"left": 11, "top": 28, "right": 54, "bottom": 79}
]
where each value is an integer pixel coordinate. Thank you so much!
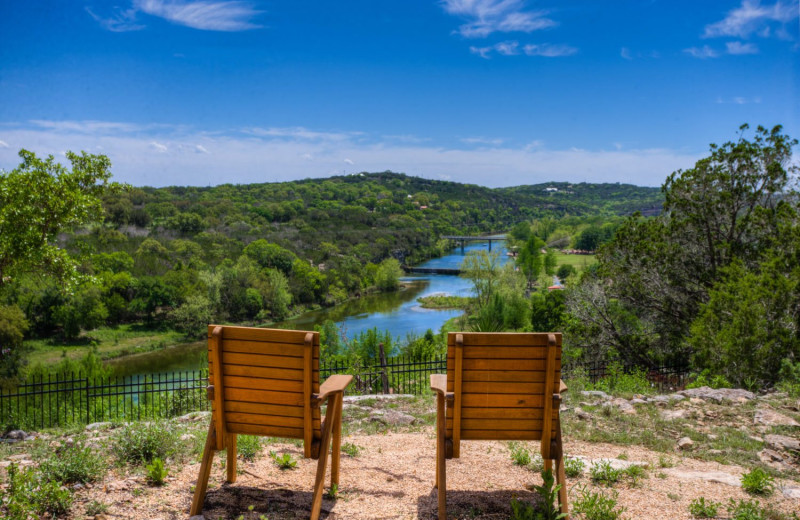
[
  {"left": 430, "top": 332, "right": 569, "bottom": 520},
  {"left": 191, "top": 325, "right": 352, "bottom": 520}
]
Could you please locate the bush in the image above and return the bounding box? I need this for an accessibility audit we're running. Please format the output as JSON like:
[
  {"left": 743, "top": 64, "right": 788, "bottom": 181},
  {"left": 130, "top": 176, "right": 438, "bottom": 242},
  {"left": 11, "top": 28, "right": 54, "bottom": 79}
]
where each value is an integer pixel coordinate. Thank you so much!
[
  {"left": 563, "top": 457, "right": 585, "bottom": 478},
  {"left": 509, "top": 442, "right": 532, "bottom": 466},
  {"left": 1, "top": 463, "right": 73, "bottom": 520},
  {"left": 740, "top": 467, "right": 775, "bottom": 496},
  {"left": 590, "top": 461, "right": 622, "bottom": 486},
  {"left": 727, "top": 498, "right": 765, "bottom": 520},
  {"left": 591, "top": 362, "right": 653, "bottom": 396},
  {"left": 689, "top": 497, "right": 721, "bottom": 518},
  {"left": 777, "top": 359, "right": 800, "bottom": 397},
  {"left": 112, "top": 421, "right": 179, "bottom": 464},
  {"left": 146, "top": 457, "right": 168, "bottom": 486},
  {"left": 237, "top": 435, "right": 262, "bottom": 461},
  {"left": 572, "top": 487, "right": 626, "bottom": 520},
  {"left": 686, "top": 369, "right": 732, "bottom": 390},
  {"left": 39, "top": 440, "right": 106, "bottom": 484}
]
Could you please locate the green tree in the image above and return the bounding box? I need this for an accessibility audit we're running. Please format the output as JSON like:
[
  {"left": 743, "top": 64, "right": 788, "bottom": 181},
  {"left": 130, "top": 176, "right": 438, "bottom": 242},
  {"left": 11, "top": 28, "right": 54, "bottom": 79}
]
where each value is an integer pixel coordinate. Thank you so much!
[
  {"left": 374, "top": 258, "right": 403, "bottom": 291},
  {"left": 461, "top": 250, "right": 502, "bottom": 307},
  {"left": 0, "top": 304, "right": 29, "bottom": 379},
  {"left": 517, "top": 236, "right": 545, "bottom": 287},
  {"left": 170, "top": 295, "right": 214, "bottom": 339},
  {"left": 0, "top": 150, "right": 116, "bottom": 288}
]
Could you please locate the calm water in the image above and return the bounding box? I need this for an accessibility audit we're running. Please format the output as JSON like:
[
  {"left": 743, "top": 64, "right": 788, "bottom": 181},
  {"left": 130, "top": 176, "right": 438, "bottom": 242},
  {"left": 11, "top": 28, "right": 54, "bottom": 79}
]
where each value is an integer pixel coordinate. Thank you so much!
[{"left": 110, "top": 241, "right": 509, "bottom": 376}]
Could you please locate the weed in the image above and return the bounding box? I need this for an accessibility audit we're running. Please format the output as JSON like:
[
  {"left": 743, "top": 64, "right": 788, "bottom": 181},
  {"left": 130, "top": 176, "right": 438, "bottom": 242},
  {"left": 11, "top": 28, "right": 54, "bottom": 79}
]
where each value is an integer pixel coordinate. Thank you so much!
[
  {"left": 689, "top": 497, "right": 721, "bottom": 518},
  {"left": 112, "top": 421, "right": 179, "bottom": 464},
  {"left": 727, "top": 498, "right": 765, "bottom": 520},
  {"left": 146, "top": 457, "right": 168, "bottom": 486},
  {"left": 341, "top": 442, "right": 361, "bottom": 457},
  {"left": 86, "top": 500, "right": 109, "bottom": 515},
  {"left": 325, "top": 483, "right": 339, "bottom": 499},
  {"left": 237, "top": 435, "right": 262, "bottom": 461},
  {"left": 622, "top": 464, "right": 648, "bottom": 487},
  {"left": 509, "top": 442, "right": 532, "bottom": 466},
  {"left": 1, "top": 463, "right": 73, "bottom": 520},
  {"left": 658, "top": 455, "right": 675, "bottom": 468},
  {"left": 616, "top": 452, "right": 628, "bottom": 460},
  {"left": 39, "top": 439, "right": 106, "bottom": 484},
  {"left": 590, "top": 461, "right": 622, "bottom": 486},
  {"left": 667, "top": 492, "right": 681, "bottom": 501},
  {"left": 740, "top": 468, "right": 775, "bottom": 496},
  {"left": 572, "top": 487, "right": 626, "bottom": 520},
  {"left": 656, "top": 471, "right": 667, "bottom": 479},
  {"left": 563, "top": 457, "right": 585, "bottom": 478},
  {"left": 269, "top": 451, "right": 297, "bottom": 470}
]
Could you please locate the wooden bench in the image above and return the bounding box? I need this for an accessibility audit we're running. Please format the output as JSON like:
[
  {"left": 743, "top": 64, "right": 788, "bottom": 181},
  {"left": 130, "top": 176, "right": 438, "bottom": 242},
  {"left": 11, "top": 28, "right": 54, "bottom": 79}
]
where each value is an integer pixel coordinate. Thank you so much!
[
  {"left": 190, "top": 325, "right": 352, "bottom": 520},
  {"left": 430, "top": 332, "right": 569, "bottom": 519}
]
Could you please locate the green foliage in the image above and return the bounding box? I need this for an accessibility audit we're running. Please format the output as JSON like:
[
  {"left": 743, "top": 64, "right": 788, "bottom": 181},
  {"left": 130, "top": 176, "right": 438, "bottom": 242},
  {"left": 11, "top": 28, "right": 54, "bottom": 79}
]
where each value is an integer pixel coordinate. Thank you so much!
[
  {"left": 0, "top": 304, "right": 29, "bottom": 379},
  {"left": 572, "top": 487, "right": 626, "bottom": 520},
  {"left": 146, "top": 457, "right": 168, "bottom": 486},
  {"left": 237, "top": 435, "right": 262, "bottom": 461},
  {"left": 509, "top": 470, "right": 567, "bottom": 520},
  {"left": 777, "top": 359, "right": 800, "bottom": 397},
  {"left": 740, "top": 467, "right": 775, "bottom": 496},
  {"left": 374, "top": 258, "right": 403, "bottom": 291},
  {"left": 556, "top": 264, "right": 576, "bottom": 281},
  {"left": 461, "top": 250, "right": 502, "bottom": 307},
  {"left": 85, "top": 500, "right": 110, "bottom": 515},
  {"left": 530, "top": 290, "right": 566, "bottom": 333},
  {"left": 0, "top": 149, "right": 116, "bottom": 289},
  {"left": 517, "top": 236, "right": 545, "bottom": 287},
  {"left": 509, "top": 442, "right": 532, "bottom": 466},
  {"left": 589, "top": 362, "right": 653, "bottom": 396},
  {"left": 589, "top": 461, "right": 622, "bottom": 486},
  {"left": 269, "top": 451, "right": 297, "bottom": 470},
  {"left": 689, "top": 497, "right": 721, "bottom": 518},
  {"left": 686, "top": 369, "right": 732, "bottom": 389},
  {"left": 170, "top": 295, "right": 213, "bottom": 338},
  {"left": 112, "top": 421, "right": 178, "bottom": 464},
  {"left": 1, "top": 463, "right": 73, "bottom": 519},
  {"left": 727, "top": 499, "right": 766, "bottom": 520},
  {"left": 341, "top": 442, "right": 361, "bottom": 457},
  {"left": 39, "top": 440, "right": 106, "bottom": 484},
  {"left": 563, "top": 457, "right": 585, "bottom": 478}
]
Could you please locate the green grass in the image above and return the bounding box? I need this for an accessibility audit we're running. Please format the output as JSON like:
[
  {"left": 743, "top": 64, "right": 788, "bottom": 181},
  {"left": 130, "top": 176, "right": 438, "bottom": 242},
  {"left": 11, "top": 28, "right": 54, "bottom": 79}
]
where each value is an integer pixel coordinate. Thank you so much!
[
  {"left": 23, "top": 323, "right": 185, "bottom": 367},
  {"left": 554, "top": 252, "right": 597, "bottom": 271},
  {"left": 416, "top": 295, "right": 473, "bottom": 309}
]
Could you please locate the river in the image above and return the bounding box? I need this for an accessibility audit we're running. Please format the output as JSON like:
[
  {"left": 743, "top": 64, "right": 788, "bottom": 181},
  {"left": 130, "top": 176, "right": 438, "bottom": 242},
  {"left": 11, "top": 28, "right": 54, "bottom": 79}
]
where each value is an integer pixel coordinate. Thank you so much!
[{"left": 107, "top": 241, "right": 509, "bottom": 376}]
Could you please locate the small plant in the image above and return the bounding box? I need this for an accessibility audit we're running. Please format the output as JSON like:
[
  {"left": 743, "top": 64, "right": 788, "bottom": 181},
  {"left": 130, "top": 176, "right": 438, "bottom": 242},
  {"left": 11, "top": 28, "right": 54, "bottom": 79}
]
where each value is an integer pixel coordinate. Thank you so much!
[
  {"left": 622, "top": 464, "right": 648, "bottom": 487},
  {"left": 572, "top": 487, "right": 626, "bottom": 520},
  {"left": 509, "top": 442, "right": 532, "bottom": 466},
  {"left": 2, "top": 464, "right": 73, "bottom": 520},
  {"left": 146, "top": 457, "right": 168, "bottom": 486},
  {"left": 113, "top": 421, "right": 178, "bottom": 464},
  {"left": 39, "top": 440, "right": 106, "bottom": 484},
  {"left": 727, "top": 498, "right": 765, "bottom": 520},
  {"left": 325, "top": 483, "right": 339, "bottom": 499},
  {"left": 563, "top": 457, "right": 585, "bottom": 478},
  {"left": 740, "top": 468, "right": 775, "bottom": 496},
  {"left": 616, "top": 452, "right": 628, "bottom": 461},
  {"left": 341, "top": 442, "right": 361, "bottom": 457},
  {"left": 658, "top": 455, "right": 675, "bottom": 468},
  {"left": 656, "top": 471, "right": 667, "bottom": 479},
  {"left": 86, "top": 500, "right": 110, "bottom": 516},
  {"left": 667, "top": 492, "right": 681, "bottom": 501},
  {"left": 590, "top": 461, "right": 622, "bottom": 486},
  {"left": 269, "top": 451, "right": 297, "bottom": 470},
  {"left": 237, "top": 435, "right": 262, "bottom": 461},
  {"left": 689, "top": 497, "right": 721, "bottom": 518}
]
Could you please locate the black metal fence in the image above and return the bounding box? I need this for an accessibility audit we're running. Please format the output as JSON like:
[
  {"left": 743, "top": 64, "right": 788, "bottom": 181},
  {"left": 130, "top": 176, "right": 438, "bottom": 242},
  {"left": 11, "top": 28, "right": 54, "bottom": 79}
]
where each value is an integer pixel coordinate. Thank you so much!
[{"left": 1, "top": 357, "right": 690, "bottom": 430}]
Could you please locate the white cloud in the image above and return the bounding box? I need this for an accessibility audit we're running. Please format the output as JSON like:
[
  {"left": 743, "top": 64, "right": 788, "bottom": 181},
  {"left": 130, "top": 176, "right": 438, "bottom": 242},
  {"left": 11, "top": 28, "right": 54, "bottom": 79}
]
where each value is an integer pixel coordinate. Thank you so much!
[
  {"left": 245, "top": 126, "right": 358, "bottom": 141},
  {"left": 523, "top": 43, "right": 577, "bottom": 57},
  {"left": 0, "top": 140, "right": 8, "bottom": 149},
  {"left": 344, "top": 158, "right": 355, "bottom": 165},
  {"left": 441, "top": 0, "right": 556, "bottom": 38},
  {"left": 469, "top": 45, "right": 493, "bottom": 58},
  {"left": 195, "top": 144, "right": 209, "bottom": 154},
  {"left": 684, "top": 45, "right": 720, "bottom": 58},
  {"left": 494, "top": 41, "right": 520, "bottom": 55},
  {"left": 620, "top": 47, "right": 632, "bottom": 60},
  {"left": 88, "top": 0, "right": 262, "bottom": 32},
  {"left": 461, "top": 137, "right": 504, "bottom": 146},
  {"left": 703, "top": 0, "right": 798, "bottom": 39},
  {"left": 726, "top": 41, "right": 759, "bottom": 54},
  {"left": 0, "top": 120, "right": 700, "bottom": 188}
]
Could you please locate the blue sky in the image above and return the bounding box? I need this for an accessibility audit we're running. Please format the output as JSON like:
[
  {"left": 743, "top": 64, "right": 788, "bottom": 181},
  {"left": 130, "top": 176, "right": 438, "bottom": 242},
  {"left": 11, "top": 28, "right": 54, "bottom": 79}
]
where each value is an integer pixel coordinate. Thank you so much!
[{"left": 0, "top": 1, "right": 798, "bottom": 187}]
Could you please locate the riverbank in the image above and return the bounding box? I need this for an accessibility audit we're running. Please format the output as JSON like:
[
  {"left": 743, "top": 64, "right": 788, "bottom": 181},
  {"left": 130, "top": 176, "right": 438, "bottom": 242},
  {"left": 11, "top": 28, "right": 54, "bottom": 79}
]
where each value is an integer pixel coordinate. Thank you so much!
[{"left": 416, "top": 294, "right": 472, "bottom": 309}]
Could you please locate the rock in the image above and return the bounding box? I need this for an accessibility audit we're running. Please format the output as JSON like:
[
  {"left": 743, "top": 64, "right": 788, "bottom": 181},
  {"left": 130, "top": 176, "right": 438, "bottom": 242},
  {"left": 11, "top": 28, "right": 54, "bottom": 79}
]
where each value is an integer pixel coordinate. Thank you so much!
[
  {"left": 651, "top": 394, "right": 685, "bottom": 404},
  {"left": 180, "top": 433, "right": 196, "bottom": 442},
  {"left": 754, "top": 407, "right": 800, "bottom": 427},
  {"left": 86, "top": 422, "right": 113, "bottom": 431},
  {"left": 708, "top": 449, "right": 724, "bottom": 455},
  {"left": 190, "top": 516, "right": 206, "bottom": 520},
  {"left": 679, "top": 387, "right": 755, "bottom": 403},
  {"left": 343, "top": 394, "right": 413, "bottom": 403},
  {"left": 630, "top": 398, "right": 647, "bottom": 405},
  {"left": 605, "top": 398, "right": 636, "bottom": 414},
  {"left": 4, "top": 430, "right": 27, "bottom": 440},
  {"left": 765, "top": 434, "right": 800, "bottom": 452},
  {"left": 6, "top": 454, "right": 30, "bottom": 461},
  {"left": 661, "top": 409, "right": 689, "bottom": 421},
  {"left": 783, "top": 486, "right": 800, "bottom": 499},
  {"left": 368, "top": 410, "right": 416, "bottom": 426},
  {"left": 574, "top": 407, "right": 593, "bottom": 420},
  {"left": 677, "top": 437, "right": 694, "bottom": 451},
  {"left": 580, "top": 391, "right": 611, "bottom": 400},
  {"left": 176, "top": 411, "right": 211, "bottom": 422},
  {"left": 665, "top": 469, "right": 741, "bottom": 487},
  {"left": 758, "top": 449, "right": 793, "bottom": 472}
]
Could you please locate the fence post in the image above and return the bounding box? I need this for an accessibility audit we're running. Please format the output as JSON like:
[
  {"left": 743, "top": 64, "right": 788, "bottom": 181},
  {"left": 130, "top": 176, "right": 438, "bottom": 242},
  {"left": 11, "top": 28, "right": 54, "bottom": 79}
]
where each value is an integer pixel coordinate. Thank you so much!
[
  {"left": 378, "top": 343, "right": 389, "bottom": 394},
  {"left": 85, "top": 374, "right": 90, "bottom": 424}
]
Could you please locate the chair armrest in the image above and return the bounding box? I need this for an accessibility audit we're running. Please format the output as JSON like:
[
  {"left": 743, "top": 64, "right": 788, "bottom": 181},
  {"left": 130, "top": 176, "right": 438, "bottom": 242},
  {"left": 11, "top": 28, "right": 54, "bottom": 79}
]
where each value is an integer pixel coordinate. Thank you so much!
[
  {"left": 560, "top": 379, "right": 568, "bottom": 394},
  {"left": 314, "top": 374, "right": 353, "bottom": 404},
  {"left": 430, "top": 374, "right": 447, "bottom": 395}
]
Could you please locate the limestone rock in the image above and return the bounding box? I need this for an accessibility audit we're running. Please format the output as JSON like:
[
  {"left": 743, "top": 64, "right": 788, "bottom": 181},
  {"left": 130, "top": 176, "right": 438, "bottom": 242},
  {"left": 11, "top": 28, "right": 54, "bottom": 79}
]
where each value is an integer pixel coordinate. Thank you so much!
[
  {"left": 665, "top": 469, "right": 741, "bottom": 487},
  {"left": 580, "top": 390, "right": 611, "bottom": 400},
  {"left": 679, "top": 387, "right": 755, "bottom": 403},
  {"left": 754, "top": 407, "right": 799, "bottom": 427},
  {"left": 86, "top": 421, "right": 113, "bottom": 431},
  {"left": 190, "top": 516, "right": 206, "bottom": 520},
  {"left": 783, "top": 486, "right": 800, "bottom": 499},
  {"left": 4, "top": 430, "right": 27, "bottom": 440},
  {"left": 677, "top": 437, "right": 694, "bottom": 451},
  {"left": 765, "top": 434, "right": 800, "bottom": 452},
  {"left": 368, "top": 410, "right": 416, "bottom": 426},
  {"left": 176, "top": 411, "right": 211, "bottom": 422},
  {"left": 574, "top": 407, "right": 592, "bottom": 420},
  {"left": 604, "top": 398, "right": 636, "bottom": 414},
  {"left": 661, "top": 409, "right": 689, "bottom": 421},
  {"left": 651, "top": 394, "right": 685, "bottom": 404}
]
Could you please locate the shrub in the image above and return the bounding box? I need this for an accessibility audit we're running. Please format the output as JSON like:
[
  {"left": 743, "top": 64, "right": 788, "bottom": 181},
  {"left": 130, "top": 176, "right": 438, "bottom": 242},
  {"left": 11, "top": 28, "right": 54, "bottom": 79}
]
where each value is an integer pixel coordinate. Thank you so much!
[
  {"left": 86, "top": 500, "right": 109, "bottom": 515},
  {"left": 622, "top": 464, "right": 648, "bottom": 487},
  {"left": 341, "top": 442, "right": 361, "bottom": 457},
  {"left": 1, "top": 463, "right": 73, "bottom": 520},
  {"left": 727, "top": 499, "right": 765, "bottom": 520},
  {"left": 687, "top": 369, "right": 732, "bottom": 390},
  {"left": 269, "top": 451, "right": 297, "bottom": 470},
  {"left": 590, "top": 362, "right": 653, "bottom": 396},
  {"left": 563, "top": 457, "right": 585, "bottom": 478},
  {"left": 39, "top": 440, "right": 106, "bottom": 484},
  {"left": 509, "top": 442, "right": 532, "bottom": 466},
  {"left": 146, "top": 457, "right": 168, "bottom": 486},
  {"left": 740, "top": 468, "right": 775, "bottom": 496},
  {"left": 112, "top": 421, "right": 178, "bottom": 464},
  {"left": 590, "top": 461, "right": 622, "bottom": 486},
  {"left": 777, "top": 359, "right": 800, "bottom": 397},
  {"left": 689, "top": 497, "right": 721, "bottom": 518},
  {"left": 237, "top": 435, "right": 262, "bottom": 461},
  {"left": 572, "top": 487, "right": 626, "bottom": 520}
]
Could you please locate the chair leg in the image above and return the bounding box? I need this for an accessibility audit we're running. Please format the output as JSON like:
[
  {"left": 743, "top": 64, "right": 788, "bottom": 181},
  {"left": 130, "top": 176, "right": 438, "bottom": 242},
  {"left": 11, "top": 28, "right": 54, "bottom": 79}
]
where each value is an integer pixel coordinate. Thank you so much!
[
  {"left": 311, "top": 397, "right": 338, "bottom": 520},
  {"left": 555, "top": 421, "right": 569, "bottom": 518},
  {"left": 226, "top": 433, "right": 237, "bottom": 483},
  {"left": 436, "top": 393, "right": 446, "bottom": 520},
  {"left": 190, "top": 420, "right": 217, "bottom": 516},
  {"left": 544, "top": 458, "right": 553, "bottom": 472},
  {"left": 331, "top": 393, "right": 343, "bottom": 488}
]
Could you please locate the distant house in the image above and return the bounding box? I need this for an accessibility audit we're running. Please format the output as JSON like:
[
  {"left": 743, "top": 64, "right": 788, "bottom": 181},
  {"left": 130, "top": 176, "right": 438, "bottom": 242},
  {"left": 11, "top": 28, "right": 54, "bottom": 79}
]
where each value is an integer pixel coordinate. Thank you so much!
[
  {"left": 544, "top": 187, "right": 558, "bottom": 192},
  {"left": 547, "top": 284, "right": 564, "bottom": 291}
]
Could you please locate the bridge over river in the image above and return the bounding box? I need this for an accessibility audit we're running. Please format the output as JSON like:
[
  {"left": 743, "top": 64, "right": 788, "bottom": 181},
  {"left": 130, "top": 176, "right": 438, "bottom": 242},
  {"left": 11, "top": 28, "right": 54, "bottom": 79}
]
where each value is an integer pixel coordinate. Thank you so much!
[{"left": 403, "top": 234, "right": 508, "bottom": 274}]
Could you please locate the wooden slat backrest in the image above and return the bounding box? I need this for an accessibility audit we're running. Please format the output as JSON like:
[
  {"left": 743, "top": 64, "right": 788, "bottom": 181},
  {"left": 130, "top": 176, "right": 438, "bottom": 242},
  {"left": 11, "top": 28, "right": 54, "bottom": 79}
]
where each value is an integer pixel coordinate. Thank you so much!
[
  {"left": 207, "top": 325, "right": 321, "bottom": 457},
  {"left": 445, "top": 332, "right": 561, "bottom": 456}
]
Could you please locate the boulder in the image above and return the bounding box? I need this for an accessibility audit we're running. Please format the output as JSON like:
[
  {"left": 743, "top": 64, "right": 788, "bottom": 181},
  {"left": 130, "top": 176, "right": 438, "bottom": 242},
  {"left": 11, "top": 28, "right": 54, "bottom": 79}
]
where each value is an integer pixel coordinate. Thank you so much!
[
  {"left": 580, "top": 390, "right": 611, "bottom": 400},
  {"left": 605, "top": 398, "right": 636, "bottom": 415},
  {"left": 368, "top": 410, "right": 416, "bottom": 426},
  {"left": 754, "top": 407, "right": 799, "bottom": 427},
  {"left": 574, "top": 407, "right": 593, "bottom": 420},
  {"left": 765, "top": 434, "right": 800, "bottom": 453},
  {"left": 661, "top": 409, "right": 689, "bottom": 421},
  {"left": 4, "top": 430, "right": 27, "bottom": 440},
  {"left": 651, "top": 394, "right": 685, "bottom": 404},
  {"left": 679, "top": 387, "right": 755, "bottom": 403},
  {"left": 677, "top": 437, "right": 694, "bottom": 451}
]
